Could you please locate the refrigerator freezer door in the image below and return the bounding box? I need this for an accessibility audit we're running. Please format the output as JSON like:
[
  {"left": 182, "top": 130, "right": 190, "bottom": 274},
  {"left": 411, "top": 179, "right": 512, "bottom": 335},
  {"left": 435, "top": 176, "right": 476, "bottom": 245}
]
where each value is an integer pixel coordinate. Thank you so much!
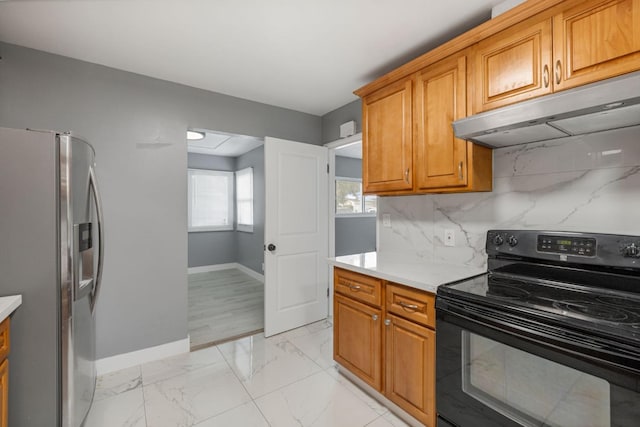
[{"left": 60, "top": 134, "right": 97, "bottom": 427}]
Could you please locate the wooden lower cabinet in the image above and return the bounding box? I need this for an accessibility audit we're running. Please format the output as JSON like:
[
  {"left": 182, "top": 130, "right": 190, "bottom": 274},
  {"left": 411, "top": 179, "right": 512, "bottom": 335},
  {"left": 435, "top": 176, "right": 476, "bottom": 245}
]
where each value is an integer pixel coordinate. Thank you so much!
[
  {"left": 0, "top": 359, "right": 7, "bottom": 427},
  {"left": 333, "top": 294, "right": 383, "bottom": 391},
  {"left": 0, "top": 318, "right": 9, "bottom": 427},
  {"left": 334, "top": 268, "right": 436, "bottom": 426},
  {"left": 385, "top": 314, "right": 435, "bottom": 426}
]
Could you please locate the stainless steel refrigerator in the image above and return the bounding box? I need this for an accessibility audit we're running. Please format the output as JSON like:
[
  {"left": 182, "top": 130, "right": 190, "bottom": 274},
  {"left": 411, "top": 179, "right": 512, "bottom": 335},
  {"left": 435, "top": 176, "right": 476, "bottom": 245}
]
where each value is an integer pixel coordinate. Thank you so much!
[{"left": 0, "top": 127, "right": 104, "bottom": 427}]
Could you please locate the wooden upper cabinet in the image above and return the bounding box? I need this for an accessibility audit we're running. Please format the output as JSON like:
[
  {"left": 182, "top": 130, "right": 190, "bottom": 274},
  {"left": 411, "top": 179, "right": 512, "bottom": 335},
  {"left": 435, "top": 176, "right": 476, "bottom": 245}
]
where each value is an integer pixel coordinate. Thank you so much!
[
  {"left": 415, "top": 53, "right": 493, "bottom": 193},
  {"left": 553, "top": 0, "right": 640, "bottom": 91},
  {"left": 474, "top": 17, "right": 553, "bottom": 113},
  {"left": 415, "top": 54, "right": 469, "bottom": 190},
  {"left": 362, "top": 78, "right": 413, "bottom": 194}
]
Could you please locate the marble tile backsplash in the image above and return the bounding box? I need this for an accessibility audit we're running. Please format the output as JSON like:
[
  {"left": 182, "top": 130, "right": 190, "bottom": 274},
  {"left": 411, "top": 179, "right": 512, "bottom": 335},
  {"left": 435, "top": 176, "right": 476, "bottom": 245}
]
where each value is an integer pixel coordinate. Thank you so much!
[{"left": 377, "top": 126, "right": 640, "bottom": 268}]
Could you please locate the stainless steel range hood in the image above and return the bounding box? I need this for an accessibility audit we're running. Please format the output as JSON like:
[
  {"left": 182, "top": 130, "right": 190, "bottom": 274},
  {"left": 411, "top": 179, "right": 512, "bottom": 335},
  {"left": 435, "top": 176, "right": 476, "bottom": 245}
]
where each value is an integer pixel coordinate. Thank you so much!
[{"left": 453, "top": 71, "right": 640, "bottom": 148}]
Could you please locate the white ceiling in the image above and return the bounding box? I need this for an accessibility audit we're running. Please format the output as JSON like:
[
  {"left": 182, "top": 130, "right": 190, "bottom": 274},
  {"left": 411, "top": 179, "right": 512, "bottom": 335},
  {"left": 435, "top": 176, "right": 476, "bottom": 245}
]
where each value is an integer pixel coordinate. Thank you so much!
[
  {"left": 0, "top": 0, "right": 505, "bottom": 116},
  {"left": 188, "top": 130, "right": 263, "bottom": 157},
  {"left": 335, "top": 141, "right": 362, "bottom": 160}
]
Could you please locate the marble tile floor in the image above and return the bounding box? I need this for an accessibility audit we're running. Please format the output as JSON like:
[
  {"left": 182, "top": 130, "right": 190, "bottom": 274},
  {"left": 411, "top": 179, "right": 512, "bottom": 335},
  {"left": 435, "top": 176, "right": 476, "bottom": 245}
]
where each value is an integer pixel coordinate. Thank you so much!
[
  {"left": 188, "top": 268, "right": 264, "bottom": 349},
  {"left": 86, "top": 320, "right": 411, "bottom": 427}
]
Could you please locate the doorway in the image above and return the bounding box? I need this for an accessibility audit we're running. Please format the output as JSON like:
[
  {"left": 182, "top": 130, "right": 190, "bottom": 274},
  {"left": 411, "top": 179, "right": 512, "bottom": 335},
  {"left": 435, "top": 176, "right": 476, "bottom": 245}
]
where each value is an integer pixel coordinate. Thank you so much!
[
  {"left": 326, "top": 134, "right": 377, "bottom": 313},
  {"left": 328, "top": 134, "right": 377, "bottom": 258},
  {"left": 186, "top": 129, "right": 265, "bottom": 349}
]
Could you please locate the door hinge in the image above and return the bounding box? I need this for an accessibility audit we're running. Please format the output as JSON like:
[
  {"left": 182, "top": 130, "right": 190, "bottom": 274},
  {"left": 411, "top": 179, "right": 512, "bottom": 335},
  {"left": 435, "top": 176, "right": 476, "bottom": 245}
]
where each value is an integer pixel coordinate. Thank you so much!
[
  {"left": 327, "top": 163, "right": 330, "bottom": 174},
  {"left": 327, "top": 287, "right": 329, "bottom": 298}
]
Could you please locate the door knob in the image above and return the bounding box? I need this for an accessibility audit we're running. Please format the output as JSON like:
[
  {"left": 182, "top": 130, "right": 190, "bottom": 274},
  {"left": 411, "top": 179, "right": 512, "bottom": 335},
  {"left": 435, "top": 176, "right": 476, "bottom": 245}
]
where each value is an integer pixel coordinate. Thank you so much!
[{"left": 267, "top": 243, "right": 276, "bottom": 252}]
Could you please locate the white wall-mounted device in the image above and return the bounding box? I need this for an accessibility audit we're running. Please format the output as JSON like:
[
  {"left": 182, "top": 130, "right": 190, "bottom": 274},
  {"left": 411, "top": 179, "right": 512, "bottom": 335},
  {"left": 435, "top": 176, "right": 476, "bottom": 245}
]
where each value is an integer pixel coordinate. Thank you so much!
[{"left": 339, "top": 120, "right": 357, "bottom": 138}]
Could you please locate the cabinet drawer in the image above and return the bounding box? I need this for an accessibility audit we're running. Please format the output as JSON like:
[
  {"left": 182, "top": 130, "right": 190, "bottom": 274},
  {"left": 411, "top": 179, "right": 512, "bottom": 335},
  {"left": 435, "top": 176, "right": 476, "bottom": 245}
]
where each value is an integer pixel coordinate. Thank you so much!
[
  {"left": 386, "top": 284, "right": 435, "bottom": 328},
  {"left": 334, "top": 268, "right": 382, "bottom": 307},
  {"left": 0, "top": 319, "right": 9, "bottom": 362}
]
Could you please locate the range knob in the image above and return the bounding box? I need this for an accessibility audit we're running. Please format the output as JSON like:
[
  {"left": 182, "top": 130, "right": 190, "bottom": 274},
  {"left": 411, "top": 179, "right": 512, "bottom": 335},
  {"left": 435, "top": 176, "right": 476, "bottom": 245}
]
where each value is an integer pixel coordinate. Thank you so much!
[
  {"left": 507, "top": 235, "right": 518, "bottom": 247},
  {"left": 623, "top": 243, "right": 640, "bottom": 258},
  {"left": 493, "top": 235, "right": 504, "bottom": 246}
]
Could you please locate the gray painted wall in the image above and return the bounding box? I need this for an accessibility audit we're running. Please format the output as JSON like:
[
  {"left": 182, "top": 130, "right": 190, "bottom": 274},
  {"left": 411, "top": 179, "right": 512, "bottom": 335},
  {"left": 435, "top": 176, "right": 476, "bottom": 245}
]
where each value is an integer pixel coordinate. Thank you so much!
[
  {"left": 334, "top": 155, "right": 376, "bottom": 256},
  {"left": 186, "top": 148, "right": 265, "bottom": 274},
  {"left": 236, "top": 146, "right": 265, "bottom": 274},
  {"left": 188, "top": 152, "right": 235, "bottom": 171},
  {"left": 187, "top": 153, "right": 237, "bottom": 268},
  {"left": 321, "top": 99, "right": 361, "bottom": 143},
  {"left": 0, "top": 42, "right": 321, "bottom": 358},
  {"left": 335, "top": 156, "right": 362, "bottom": 179},
  {"left": 335, "top": 217, "right": 377, "bottom": 256}
]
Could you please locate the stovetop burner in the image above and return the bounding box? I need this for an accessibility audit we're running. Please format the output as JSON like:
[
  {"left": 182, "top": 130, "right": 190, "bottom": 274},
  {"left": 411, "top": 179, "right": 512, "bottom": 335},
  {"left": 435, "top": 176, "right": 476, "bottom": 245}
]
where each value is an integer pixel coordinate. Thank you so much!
[
  {"left": 551, "top": 300, "right": 640, "bottom": 324},
  {"left": 486, "top": 277, "right": 532, "bottom": 300}
]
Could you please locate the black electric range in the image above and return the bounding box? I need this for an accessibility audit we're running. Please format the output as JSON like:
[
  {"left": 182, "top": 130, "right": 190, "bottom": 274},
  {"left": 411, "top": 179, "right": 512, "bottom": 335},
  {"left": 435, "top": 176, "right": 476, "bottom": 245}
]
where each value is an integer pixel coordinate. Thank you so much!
[{"left": 435, "top": 230, "right": 640, "bottom": 427}]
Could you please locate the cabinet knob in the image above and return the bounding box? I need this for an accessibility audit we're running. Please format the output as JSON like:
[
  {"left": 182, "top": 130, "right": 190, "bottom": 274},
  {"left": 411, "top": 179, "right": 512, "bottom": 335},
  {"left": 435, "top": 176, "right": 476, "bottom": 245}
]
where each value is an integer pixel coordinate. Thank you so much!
[
  {"left": 372, "top": 314, "right": 378, "bottom": 321},
  {"left": 384, "top": 319, "right": 391, "bottom": 326}
]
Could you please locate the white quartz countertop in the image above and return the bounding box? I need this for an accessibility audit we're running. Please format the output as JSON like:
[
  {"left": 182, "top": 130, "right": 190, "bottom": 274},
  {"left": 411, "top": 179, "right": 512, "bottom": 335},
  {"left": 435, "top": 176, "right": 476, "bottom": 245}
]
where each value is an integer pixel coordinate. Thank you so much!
[
  {"left": 0, "top": 295, "right": 22, "bottom": 323},
  {"left": 329, "top": 252, "right": 485, "bottom": 294}
]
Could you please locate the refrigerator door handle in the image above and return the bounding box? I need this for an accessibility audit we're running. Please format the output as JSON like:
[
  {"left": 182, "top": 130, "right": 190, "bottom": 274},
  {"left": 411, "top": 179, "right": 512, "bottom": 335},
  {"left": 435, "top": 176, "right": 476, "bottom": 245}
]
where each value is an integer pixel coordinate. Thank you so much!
[{"left": 89, "top": 165, "right": 105, "bottom": 313}]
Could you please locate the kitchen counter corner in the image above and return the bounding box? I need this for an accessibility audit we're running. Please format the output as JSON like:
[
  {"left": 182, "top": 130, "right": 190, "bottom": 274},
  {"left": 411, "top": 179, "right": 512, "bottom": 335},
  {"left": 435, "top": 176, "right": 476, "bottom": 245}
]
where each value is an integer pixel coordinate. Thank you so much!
[
  {"left": 0, "top": 295, "right": 22, "bottom": 323},
  {"left": 329, "top": 252, "right": 485, "bottom": 293}
]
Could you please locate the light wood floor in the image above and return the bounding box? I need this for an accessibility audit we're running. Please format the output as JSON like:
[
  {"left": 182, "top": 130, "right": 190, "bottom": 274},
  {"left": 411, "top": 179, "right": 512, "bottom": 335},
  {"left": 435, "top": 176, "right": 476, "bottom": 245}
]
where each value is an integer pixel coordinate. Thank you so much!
[{"left": 188, "top": 268, "right": 264, "bottom": 350}]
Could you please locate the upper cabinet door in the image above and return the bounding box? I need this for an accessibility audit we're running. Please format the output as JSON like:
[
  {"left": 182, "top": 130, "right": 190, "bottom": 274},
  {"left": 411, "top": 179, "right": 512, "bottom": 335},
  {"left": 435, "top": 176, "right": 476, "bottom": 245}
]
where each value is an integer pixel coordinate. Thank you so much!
[
  {"left": 474, "top": 18, "right": 553, "bottom": 113},
  {"left": 553, "top": 0, "right": 640, "bottom": 91},
  {"left": 362, "top": 78, "right": 413, "bottom": 194},
  {"left": 415, "top": 54, "right": 468, "bottom": 190}
]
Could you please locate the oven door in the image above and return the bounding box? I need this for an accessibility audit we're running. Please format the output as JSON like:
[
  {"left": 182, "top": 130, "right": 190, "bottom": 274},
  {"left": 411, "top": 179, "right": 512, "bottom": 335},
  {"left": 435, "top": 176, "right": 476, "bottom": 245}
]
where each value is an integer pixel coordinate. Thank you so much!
[{"left": 436, "top": 297, "right": 640, "bottom": 427}]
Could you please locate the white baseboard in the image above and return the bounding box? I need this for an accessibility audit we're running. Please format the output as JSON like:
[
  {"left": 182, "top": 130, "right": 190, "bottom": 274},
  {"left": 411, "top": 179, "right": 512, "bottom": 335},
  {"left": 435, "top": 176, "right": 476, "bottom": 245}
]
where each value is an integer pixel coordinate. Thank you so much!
[
  {"left": 235, "top": 263, "right": 265, "bottom": 283},
  {"left": 96, "top": 337, "right": 190, "bottom": 376},
  {"left": 188, "top": 263, "right": 238, "bottom": 274},
  {"left": 188, "top": 262, "right": 264, "bottom": 283}
]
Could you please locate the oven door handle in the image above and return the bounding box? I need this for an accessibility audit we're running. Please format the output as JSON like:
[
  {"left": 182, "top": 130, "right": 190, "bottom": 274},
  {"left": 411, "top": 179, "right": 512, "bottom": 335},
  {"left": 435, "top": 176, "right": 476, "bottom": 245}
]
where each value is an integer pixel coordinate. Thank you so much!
[{"left": 437, "top": 298, "right": 640, "bottom": 373}]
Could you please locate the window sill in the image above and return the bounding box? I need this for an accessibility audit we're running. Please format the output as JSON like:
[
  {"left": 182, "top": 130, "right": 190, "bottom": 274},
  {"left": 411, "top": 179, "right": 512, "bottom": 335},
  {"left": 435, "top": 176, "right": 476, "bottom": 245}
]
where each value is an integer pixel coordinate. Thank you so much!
[{"left": 188, "top": 226, "right": 234, "bottom": 232}]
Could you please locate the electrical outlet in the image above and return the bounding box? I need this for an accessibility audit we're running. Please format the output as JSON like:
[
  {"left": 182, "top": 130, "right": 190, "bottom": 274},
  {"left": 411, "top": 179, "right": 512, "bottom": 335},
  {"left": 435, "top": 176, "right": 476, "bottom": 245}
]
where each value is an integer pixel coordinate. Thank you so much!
[
  {"left": 444, "top": 229, "right": 455, "bottom": 247},
  {"left": 383, "top": 214, "right": 391, "bottom": 228}
]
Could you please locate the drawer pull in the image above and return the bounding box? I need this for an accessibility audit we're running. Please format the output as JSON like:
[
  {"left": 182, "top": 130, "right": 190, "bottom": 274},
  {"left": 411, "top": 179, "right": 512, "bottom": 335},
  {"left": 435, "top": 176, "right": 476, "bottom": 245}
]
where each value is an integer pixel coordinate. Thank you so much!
[
  {"left": 399, "top": 301, "right": 419, "bottom": 311},
  {"left": 349, "top": 284, "right": 361, "bottom": 292}
]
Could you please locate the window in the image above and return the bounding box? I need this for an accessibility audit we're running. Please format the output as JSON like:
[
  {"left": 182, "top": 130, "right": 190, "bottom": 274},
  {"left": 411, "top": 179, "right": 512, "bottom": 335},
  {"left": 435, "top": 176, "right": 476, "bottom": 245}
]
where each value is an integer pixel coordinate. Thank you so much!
[
  {"left": 235, "top": 167, "right": 254, "bottom": 232},
  {"left": 188, "top": 169, "right": 234, "bottom": 232},
  {"left": 335, "top": 177, "right": 377, "bottom": 216}
]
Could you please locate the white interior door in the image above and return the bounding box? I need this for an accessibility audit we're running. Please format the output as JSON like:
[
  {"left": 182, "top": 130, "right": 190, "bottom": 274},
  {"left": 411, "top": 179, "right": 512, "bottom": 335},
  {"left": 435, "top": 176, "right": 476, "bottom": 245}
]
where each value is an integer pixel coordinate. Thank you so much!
[{"left": 264, "top": 137, "right": 328, "bottom": 337}]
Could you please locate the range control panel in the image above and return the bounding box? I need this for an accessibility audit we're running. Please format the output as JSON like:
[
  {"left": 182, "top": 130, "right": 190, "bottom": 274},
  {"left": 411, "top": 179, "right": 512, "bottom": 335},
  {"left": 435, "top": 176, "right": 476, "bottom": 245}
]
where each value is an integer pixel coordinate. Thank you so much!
[
  {"left": 486, "top": 230, "right": 640, "bottom": 269},
  {"left": 537, "top": 235, "right": 596, "bottom": 257}
]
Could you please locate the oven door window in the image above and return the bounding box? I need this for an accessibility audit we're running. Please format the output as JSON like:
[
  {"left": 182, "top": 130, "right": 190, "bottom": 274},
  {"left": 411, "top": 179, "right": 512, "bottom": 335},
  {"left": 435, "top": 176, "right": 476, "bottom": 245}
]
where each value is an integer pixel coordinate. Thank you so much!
[{"left": 462, "top": 331, "right": 610, "bottom": 427}]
